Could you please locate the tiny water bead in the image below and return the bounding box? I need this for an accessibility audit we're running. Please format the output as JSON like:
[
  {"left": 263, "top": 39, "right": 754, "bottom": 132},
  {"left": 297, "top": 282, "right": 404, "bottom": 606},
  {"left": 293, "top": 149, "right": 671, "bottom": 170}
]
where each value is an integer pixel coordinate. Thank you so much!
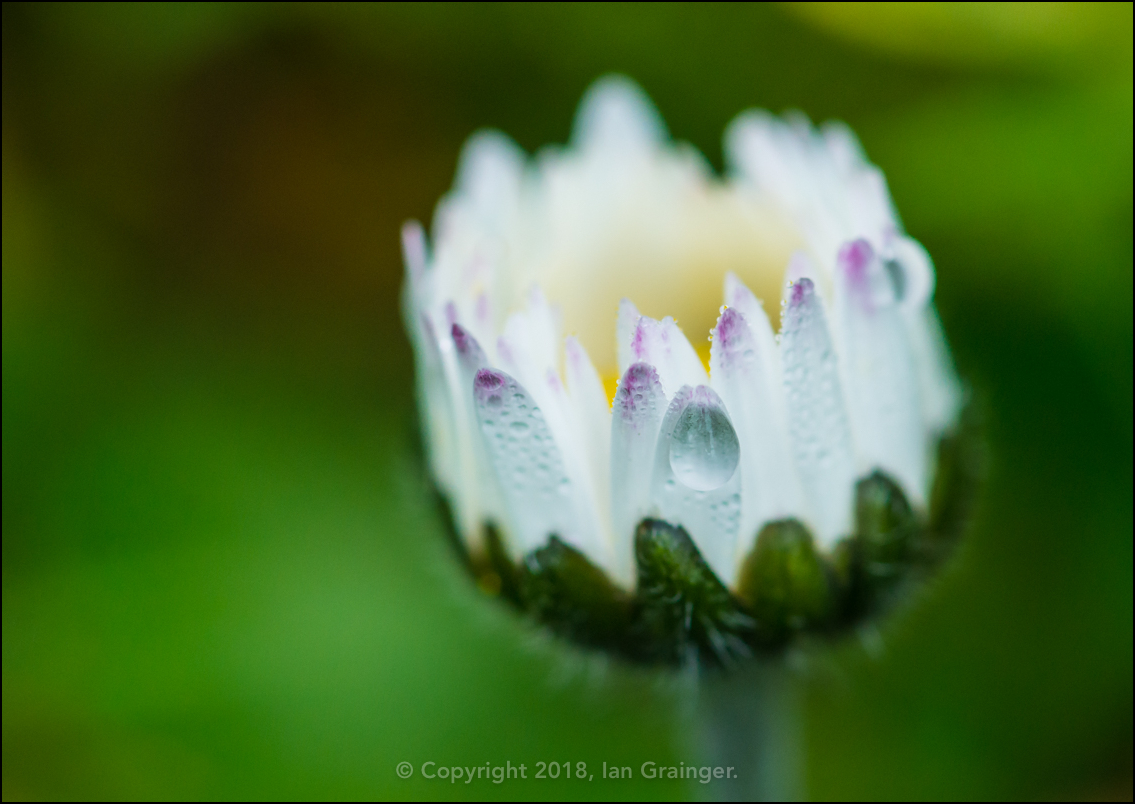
[{"left": 669, "top": 388, "right": 741, "bottom": 491}]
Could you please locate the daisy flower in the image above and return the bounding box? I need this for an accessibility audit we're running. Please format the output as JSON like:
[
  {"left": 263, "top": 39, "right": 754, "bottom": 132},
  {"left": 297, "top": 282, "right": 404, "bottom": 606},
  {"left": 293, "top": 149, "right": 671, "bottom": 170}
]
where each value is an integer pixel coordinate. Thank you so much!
[{"left": 403, "top": 76, "right": 971, "bottom": 666}]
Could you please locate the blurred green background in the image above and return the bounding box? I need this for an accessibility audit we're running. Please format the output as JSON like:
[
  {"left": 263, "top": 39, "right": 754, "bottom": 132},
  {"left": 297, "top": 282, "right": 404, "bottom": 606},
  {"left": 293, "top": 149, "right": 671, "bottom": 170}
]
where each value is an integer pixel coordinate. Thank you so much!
[{"left": 3, "top": 3, "right": 1131, "bottom": 800}]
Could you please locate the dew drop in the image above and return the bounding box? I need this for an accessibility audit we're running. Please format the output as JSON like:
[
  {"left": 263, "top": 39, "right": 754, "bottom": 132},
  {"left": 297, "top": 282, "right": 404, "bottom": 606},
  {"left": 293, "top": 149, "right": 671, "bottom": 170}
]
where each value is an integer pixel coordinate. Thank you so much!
[{"left": 669, "top": 399, "right": 740, "bottom": 491}]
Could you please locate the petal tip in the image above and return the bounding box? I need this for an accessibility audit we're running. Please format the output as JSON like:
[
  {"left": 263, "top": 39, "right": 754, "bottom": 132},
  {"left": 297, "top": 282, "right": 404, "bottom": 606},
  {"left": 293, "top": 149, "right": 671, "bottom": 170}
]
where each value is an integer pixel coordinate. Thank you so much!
[
  {"left": 473, "top": 368, "right": 507, "bottom": 401},
  {"left": 788, "top": 277, "right": 815, "bottom": 308},
  {"left": 401, "top": 220, "right": 427, "bottom": 278},
  {"left": 574, "top": 75, "right": 666, "bottom": 151},
  {"left": 621, "top": 361, "right": 661, "bottom": 387},
  {"left": 715, "top": 306, "right": 745, "bottom": 343},
  {"left": 451, "top": 323, "right": 471, "bottom": 354},
  {"left": 837, "top": 238, "right": 874, "bottom": 281},
  {"left": 615, "top": 362, "right": 664, "bottom": 419}
]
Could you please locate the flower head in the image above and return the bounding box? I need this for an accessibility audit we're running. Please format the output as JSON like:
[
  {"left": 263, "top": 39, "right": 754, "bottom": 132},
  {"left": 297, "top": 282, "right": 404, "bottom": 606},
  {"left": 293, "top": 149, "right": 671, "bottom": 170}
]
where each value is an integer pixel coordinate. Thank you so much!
[{"left": 403, "top": 77, "right": 971, "bottom": 667}]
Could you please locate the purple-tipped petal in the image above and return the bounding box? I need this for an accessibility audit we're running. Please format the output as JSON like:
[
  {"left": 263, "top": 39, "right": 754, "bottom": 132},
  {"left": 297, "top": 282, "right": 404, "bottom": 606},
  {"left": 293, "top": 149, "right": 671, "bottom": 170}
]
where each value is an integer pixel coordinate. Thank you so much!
[
  {"left": 411, "top": 312, "right": 458, "bottom": 499},
  {"left": 451, "top": 323, "right": 488, "bottom": 373},
  {"left": 472, "top": 369, "right": 598, "bottom": 560},
  {"left": 650, "top": 385, "right": 742, "bottom": 585},
  {"left": 472, "top": 368, "right": 506, "bottom": 397},
  {"left": 609, "top": 362, "right": 667, "bottom": 584},
  {"left": 783, "top": 252, "right": 817, "bottom": 295},
  {"left": 834, "top": 240, "right": 926, "bottom": 504},
  {"left": 780, "top": 278, "right": 857, "bottom": 545},
  {"left": 628, "top": 314, "right": 708, "bottom": 399},
  {"left": 616, "top": 298, "right": 642, "bottom": 378},
  {"left": 423, "top": 312, "right": 507, "bottom": 544},
  {"left": 837, "top": 239, "right": 895, "bottom": 315},
  {"left": 494, "top": 290, "right": 610, "bottom": 565},
  {"left": 724, "top": 271, "right": 775, "bottom": 340},
  {"left": 712, "top": 307, "right": 750, "bottom": 370},
  {"left": 711, "top": 303, "right": 805, "bottom": 559},
  {"left": 613, "top": 362, "right": 666, "bottom": 426}
]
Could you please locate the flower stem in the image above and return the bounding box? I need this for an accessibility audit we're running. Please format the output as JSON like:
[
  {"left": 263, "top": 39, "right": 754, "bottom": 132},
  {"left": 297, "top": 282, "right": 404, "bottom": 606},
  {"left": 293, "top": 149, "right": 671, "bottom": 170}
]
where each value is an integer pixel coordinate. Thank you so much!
[{"left": 691, "top": 661, "right": 803, "bottom": 801}]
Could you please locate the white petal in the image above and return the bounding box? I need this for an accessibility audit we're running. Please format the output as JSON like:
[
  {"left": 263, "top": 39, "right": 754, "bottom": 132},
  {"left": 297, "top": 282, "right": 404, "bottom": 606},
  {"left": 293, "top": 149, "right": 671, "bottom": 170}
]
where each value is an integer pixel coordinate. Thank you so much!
[
  {"left": 725, "top": 110, "right": 808, "bottom": 211},
  {"left": 401, "top": 222, "right": 449, "bottom": 492},
  {"left": 498, "top": 322, "right": 609, "bottom": 565},
  {"left": 726, "top": 110, "right": 906, "bottom": 294},
  {"left": 401, "top": 220, "right": 428, "bottom": 284},
  {"left": 650, "top": 386, "right": 742, "bottom": 586},
  {"left": 834, "top": 239, "right": 927, "bottom": 504},
  {"left": 616, "top": 298, "right": 642, "bottom": 378},
  {"left": 885, "top": 235, "right": 935, "bottom": 312},
  {"left": 498, "top": 286, "right": 561, "bottom": 386},
  {"left": 400, "top": 219, "right": 434, "bottom": 353},
  {"left": 572, "top": 75, "right": 666, "bottom": 155},
  {"left": 722, "top": 273, "right": 785, "bottom": 434},
  {"left": 414, "top": 313, "right": 458, "bottom": 499},
  {"left": 782, "top": 251, "right": 819, "bottom": 298},
  {"left": 843, "top": 166, "right": 898, "bottom": 247},
  {"left": 819, "top": 120, "right": 867, "bottom": 174},
  {"left": 565, "top": 335, "right": 613, "bottom": 550},
  {"left": 626, "top": 313, "right": 709, "bottom": 399},
  {"left": 609, "top": 362, "right": 667, "bottom": 586},
  {"left": 450, "top": 324, "right": 508, "bottom": 529},
  {"left": 711, "top": 304, "right": 805, "bottom": 564},
  {"left": 724, "top": 271, "right": 774, "bottom": 338},
  {"left": 454, "top": 130, "right": 526, "bottom": 222},
  {"left": 780, "top": 278, "right": 857, "bottom": 546},
  {"left": 473, "top": 369, "right": 601, "bottom": 562},
  {"left": 430, "top": 314, "right": 505, "bottom": 542},
  {"left": 452, "top": 322, "right": 489, "bottom": 374}
]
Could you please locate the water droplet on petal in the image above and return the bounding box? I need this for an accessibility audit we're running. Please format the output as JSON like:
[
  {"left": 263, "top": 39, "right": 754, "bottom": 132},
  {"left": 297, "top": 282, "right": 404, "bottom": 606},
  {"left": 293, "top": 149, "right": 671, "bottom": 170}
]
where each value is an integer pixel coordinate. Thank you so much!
[{"left": 669, "top": 399, "right": 740, "bottom": 491}]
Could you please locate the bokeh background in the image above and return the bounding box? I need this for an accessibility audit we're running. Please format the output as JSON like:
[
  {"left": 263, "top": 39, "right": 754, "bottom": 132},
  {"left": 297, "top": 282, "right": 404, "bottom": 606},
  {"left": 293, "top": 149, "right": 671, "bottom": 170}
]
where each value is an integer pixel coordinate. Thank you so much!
[{"left": 3, "top": 3, "right": 1131, "bottom": 800}]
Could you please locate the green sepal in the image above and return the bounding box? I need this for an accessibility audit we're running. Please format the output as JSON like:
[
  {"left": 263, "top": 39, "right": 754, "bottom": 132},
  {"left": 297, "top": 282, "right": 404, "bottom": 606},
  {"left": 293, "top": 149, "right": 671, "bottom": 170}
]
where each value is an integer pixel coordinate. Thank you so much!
[
  {"left": 518, "top": 535, "right": 633, "bottom": 651},
  {"left": 439, "top": 404, "right": 982, "bottom": 669},
  {"left": 856, "top": 470, "right": 918, "bottom": 572},
  {"left": 834, "top": 470, "right": 919, "bottom": 619},
  {"left": 633, "top": 518, "right": 754, "bottom": 668},
  {"left": 736, "top": 519, "right": 832, "bottom": 647}
]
